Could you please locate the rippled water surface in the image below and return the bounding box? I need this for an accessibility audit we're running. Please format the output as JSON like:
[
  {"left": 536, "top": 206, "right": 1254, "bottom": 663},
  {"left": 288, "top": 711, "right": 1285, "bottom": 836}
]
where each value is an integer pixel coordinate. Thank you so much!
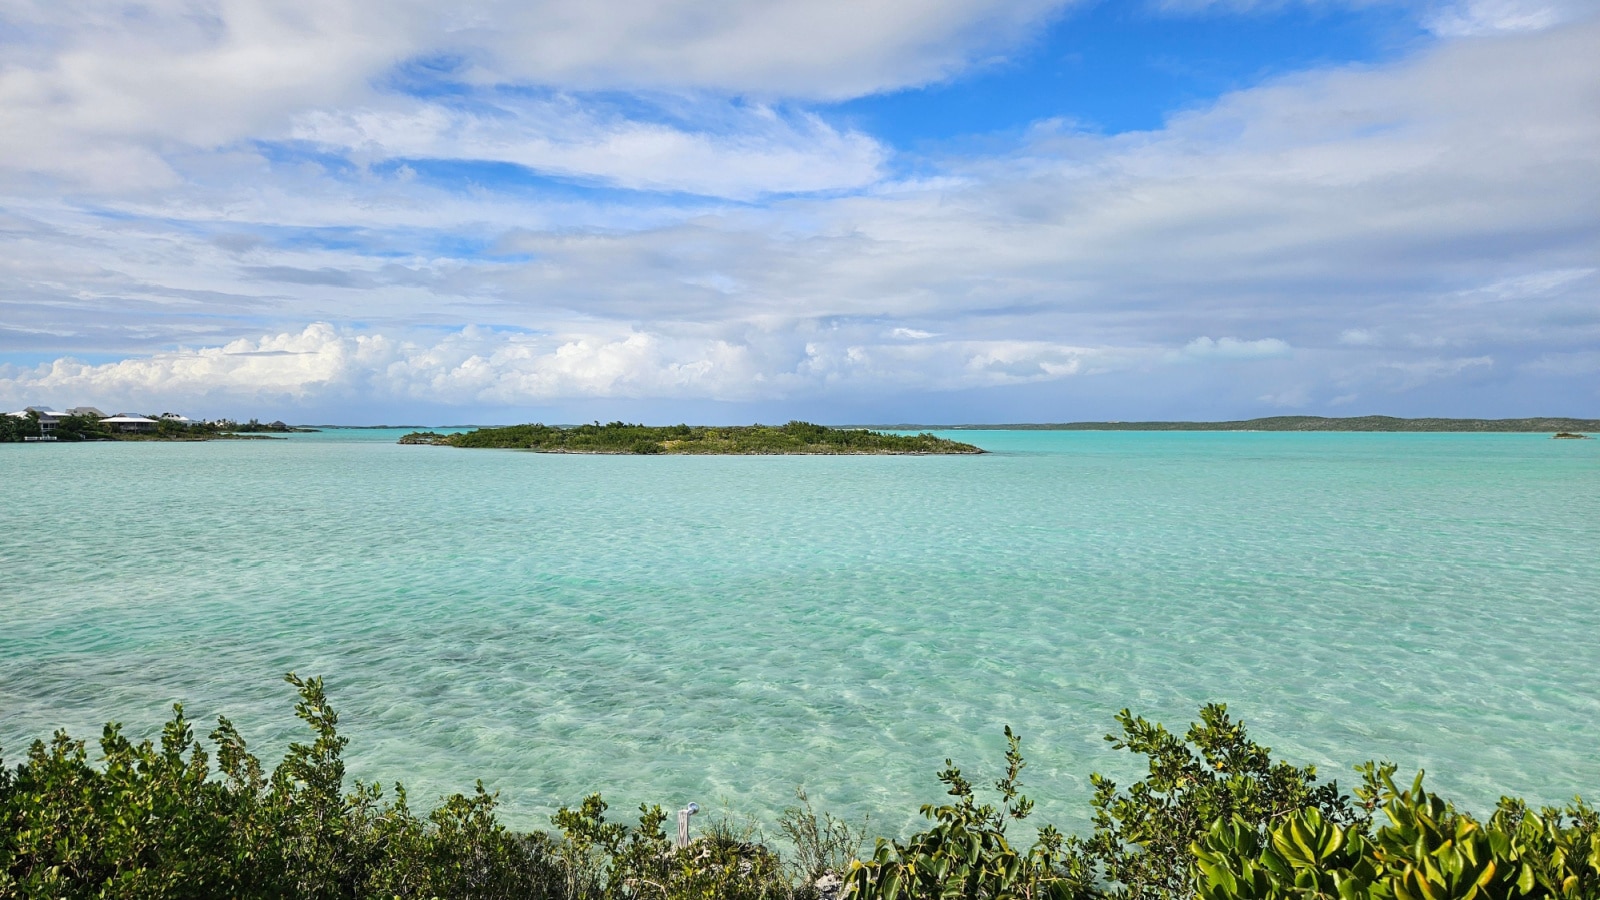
[{"left": 3, "top": 430, "right": 1597, "bottom": 834}]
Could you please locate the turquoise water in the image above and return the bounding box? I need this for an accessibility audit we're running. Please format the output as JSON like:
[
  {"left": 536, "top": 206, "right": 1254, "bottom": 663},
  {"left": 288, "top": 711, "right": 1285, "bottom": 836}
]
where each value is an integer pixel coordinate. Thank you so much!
[{"left": 2, "top": 430, "right": 1597, "bottom": 838}]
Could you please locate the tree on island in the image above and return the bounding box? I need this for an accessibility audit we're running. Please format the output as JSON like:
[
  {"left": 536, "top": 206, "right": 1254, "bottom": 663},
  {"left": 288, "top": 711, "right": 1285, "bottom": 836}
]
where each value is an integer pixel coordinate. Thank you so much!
[
  {"left": 50, "top": 414, "right": 112, "bottom": 441},
  {"left": 0, "top": 411, "right": 42, "bottom": 442}
]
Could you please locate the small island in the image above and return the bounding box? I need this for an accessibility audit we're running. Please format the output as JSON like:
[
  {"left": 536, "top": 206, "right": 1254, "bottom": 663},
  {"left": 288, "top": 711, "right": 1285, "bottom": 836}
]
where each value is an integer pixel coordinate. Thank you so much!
[{"left": 400, "top": 421, "right": 984, "bottom": 454}]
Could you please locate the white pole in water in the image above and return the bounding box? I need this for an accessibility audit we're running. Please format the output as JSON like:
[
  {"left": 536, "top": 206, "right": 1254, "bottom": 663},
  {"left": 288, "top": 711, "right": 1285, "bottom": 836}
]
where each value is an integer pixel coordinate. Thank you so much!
[{"left": 677, "top": 802, "right": 700, "bottom": 848}]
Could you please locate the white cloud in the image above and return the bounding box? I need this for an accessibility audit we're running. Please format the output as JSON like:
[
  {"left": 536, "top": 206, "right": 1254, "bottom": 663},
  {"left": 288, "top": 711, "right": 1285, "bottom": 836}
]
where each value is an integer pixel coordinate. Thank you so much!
[
  {"left": 462, "top": 0, "right": 1074, "bottom": 98},
  {"left": 0, "top": 323, "right": 1124, "bottom": 409},
  {"left": 1424, "top": 0, "right": 1595, "bottom": 36},
  {"left": 1458, "top": 267, "right": 1595, "bottom": 301},
  {"left": 1372, "top": 354, "right": 1494, "bottom": 389},
  {"left": 1259, "top": 386, "right": 1311, "bottom": 407},
  {"left": 1149, "top": 0, "right": 1595, "bottom": 37},
  {"left": 2, "top": 13, "right": 1597, "bottom": 416},
  {"left": 0, "top": 0, "right": 1069, "bottom": 192},
  {"left": 290, "top": 101, "right": 887, "bottom": 199},
  {"left": 1521, "top": 351, "right": 1600, "bottom": 376},
  {"left": 1176, "top": 337, "right": 1293, "bottom": 360}
]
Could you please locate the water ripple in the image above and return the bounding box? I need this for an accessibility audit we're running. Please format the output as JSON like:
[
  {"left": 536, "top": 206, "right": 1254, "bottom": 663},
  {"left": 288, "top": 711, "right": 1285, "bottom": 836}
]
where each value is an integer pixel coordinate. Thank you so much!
[{"left": 2, "top": 430, "right": 1597, "bottom": 836}]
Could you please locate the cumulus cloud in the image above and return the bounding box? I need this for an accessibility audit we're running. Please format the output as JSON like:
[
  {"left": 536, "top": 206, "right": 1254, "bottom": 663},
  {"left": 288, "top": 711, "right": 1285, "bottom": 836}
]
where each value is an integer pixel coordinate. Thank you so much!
[
  {"left": 1176, "top": 336, "right": 1293, "bottom": 360},
  {"left": 0, "top": 322, "right": 1127, "bottom": 410}
]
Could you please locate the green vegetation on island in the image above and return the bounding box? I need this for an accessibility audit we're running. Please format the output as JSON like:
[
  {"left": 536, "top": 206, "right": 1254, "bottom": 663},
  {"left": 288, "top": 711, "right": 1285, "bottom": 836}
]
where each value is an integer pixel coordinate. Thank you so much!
[
  {"left": 4, "top": 676, "right": 1596, "bottom": 900},
  {"left": 0, "top": 412, "right": 317, "bottom": 443},
  {"left": 400, "top": 421, "right": 984, "bottom": 454},
  {"left": 213, "top": 418, "right": 319, "bottom": 434},
  {"left": 917, "top": 416, "right": 1600, "bottom": 433}
]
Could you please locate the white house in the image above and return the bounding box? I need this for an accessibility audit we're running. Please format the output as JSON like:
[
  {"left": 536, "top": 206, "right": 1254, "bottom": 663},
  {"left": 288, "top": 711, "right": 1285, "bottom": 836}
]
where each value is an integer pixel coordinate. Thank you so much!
[
  {"left": 8, "top": 406, "right": 200, "bottom": 437},
  {"left": 4, "top": 409, "right": 60, "bottom": 440},
  {"left": 101, "top": 414, "right": 158, "bottom": 434},
  {"left": 22, "top": 407, "right": 68, "bottom": 433},
  {"left": 8, "top": 407, "right": 113, "bottom": 433}
]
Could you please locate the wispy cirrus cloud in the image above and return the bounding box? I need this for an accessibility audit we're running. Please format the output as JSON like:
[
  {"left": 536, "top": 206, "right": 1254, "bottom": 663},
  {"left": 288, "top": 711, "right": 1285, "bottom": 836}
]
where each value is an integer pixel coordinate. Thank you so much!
[
  {"left": 1149, "top": 0, "right": 1596, "bottom": 37},
  {"left": 289, "top": 99, "right": 887, "bottom": 199},
  {"left": 1423, "top": 0, "right": 1596, "bottom": 35}
]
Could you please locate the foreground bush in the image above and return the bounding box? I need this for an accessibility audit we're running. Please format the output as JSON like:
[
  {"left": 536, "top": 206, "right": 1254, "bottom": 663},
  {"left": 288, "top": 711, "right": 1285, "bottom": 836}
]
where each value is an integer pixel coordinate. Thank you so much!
[
  {"left": 3, "top": 677, "right": 1594, "bottom": 899},
  {"left": 845, "top": 726, "right": 1093, "bottom": 900},
  {"left": 1193, "top": 767, "right": 1600, "bottom": 900},
  {"left": 0, "top": 674, "right": 564, "bottom": 899}
]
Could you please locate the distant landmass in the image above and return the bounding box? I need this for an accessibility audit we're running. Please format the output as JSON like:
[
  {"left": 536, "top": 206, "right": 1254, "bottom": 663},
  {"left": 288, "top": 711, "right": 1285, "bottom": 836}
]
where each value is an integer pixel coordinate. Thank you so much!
[
  {"left": 872, "top": 416, "right": 1600, "bottom": 433},
  {"left": 401, "top": 421, "right": 984, "bottom": 454}
]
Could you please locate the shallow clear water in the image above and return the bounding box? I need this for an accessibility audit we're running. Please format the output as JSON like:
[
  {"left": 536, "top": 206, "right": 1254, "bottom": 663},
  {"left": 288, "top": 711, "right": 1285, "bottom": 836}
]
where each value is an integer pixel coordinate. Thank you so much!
[{"left": 2, "top": 429, "right": 1597, "bottom": 837}]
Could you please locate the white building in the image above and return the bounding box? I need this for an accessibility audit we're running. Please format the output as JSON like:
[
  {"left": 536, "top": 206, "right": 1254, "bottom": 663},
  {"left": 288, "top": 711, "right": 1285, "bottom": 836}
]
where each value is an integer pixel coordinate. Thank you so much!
[
  {"left": 7, "top": 406, "right": 197, "bottom": 437},
  {"left": 101, "top": 415, "right": 158, "bottom": 434},
  {"left": 23, "top": 407, "right": 68, "bottom": 433}
]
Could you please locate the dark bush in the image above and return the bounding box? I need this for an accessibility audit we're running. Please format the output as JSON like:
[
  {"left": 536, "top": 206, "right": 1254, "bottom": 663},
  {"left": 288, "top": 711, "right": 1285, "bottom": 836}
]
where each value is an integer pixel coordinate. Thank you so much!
[
  {"left": 5, "top": 683, "right": 1589, "bottom": 900},
  {"left": 1074, "top": 704, "right": 1356, "bottom": 899}
]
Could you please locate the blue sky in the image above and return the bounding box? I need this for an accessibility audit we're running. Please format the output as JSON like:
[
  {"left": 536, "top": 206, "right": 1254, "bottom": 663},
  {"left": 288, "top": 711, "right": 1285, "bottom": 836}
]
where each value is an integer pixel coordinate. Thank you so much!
[
  {"left": 837, "top": 2, "right": 1426, "bottom": 141},
  {"left": 1, "top": 0, "right": 1596, "bottom": 424}
]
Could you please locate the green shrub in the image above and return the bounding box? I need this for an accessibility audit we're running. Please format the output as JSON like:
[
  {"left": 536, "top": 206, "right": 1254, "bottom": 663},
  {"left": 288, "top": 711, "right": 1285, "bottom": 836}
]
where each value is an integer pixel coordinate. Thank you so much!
[
  {"left": 845, "top": 727, "right": 1095, "bottom": 900},
  {"left": 0, "top": 675, "right": 562, "bottom": 899},
  {"left": 780, "top": 787, "right": 868, "bottom": 888},
  {"left": 0, "top": 674, "right": 807, "bottom": 900},
  {"left": 5, "top": 684, "right": 1591, "bottom": 900},
  {"left": 49, "top": 414, "right": 110, "bottom": 441},
  {"left": 1073, "top": 704, "right": 1357, "bottom": 900},
  {"left": 1193, "top": 766, "right": 1600, "bottom": 900},
  {"left": 550, "top": 793, "right": 793, "bottom": 900}
]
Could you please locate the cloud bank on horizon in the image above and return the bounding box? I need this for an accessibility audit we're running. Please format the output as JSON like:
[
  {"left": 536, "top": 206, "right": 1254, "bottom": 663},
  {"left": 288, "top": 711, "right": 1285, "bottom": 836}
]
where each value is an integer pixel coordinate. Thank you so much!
[{"left": 1, "top": 0, "right": 1596, "bottom": 423}]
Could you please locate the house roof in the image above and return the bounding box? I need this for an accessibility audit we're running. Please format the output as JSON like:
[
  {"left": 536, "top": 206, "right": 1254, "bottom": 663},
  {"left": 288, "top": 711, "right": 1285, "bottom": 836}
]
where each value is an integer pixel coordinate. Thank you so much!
[{"left": 102, "top": 415, "right": 157, "bottom": 424}]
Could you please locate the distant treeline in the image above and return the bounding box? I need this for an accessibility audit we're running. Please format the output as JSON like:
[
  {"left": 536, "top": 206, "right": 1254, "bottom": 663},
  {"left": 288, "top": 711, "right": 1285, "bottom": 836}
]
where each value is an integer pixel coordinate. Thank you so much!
[
  {"left": 223, "top": 419, "right": 318, "bottom": 433},
  {"left": 882, "top": 416, "right": 1600, "bottom": 433},
  {"left": 4, "top": 676, "right": 1595, "bottom": 899},
  {"left": 0, "top": 414, "right": 315, "bottom": 442},
  {"left": 401, "top": 421, "right": 984, "bottom": 454}
]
